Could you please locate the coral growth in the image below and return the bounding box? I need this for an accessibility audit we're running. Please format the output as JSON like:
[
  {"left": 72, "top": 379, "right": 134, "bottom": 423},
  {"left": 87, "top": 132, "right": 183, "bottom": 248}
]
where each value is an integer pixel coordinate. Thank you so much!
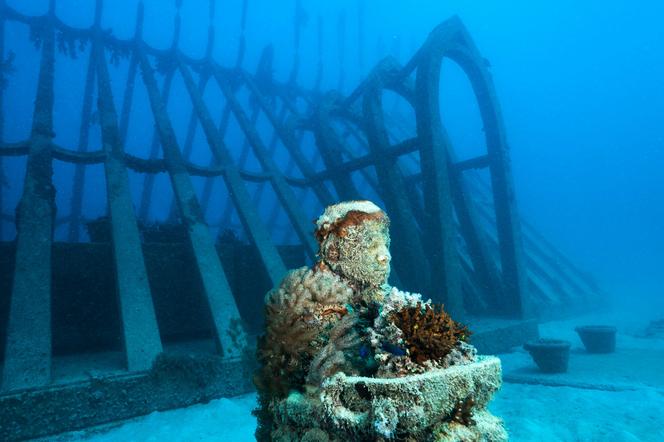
[
  {"left": 314, "top": 201, "right": 387, "bottom": 243},
  {"left": 312, "top": 356, "right": 505, "bottom": 441},
  {"left": 450, "top": 396, "right": 476, "bottom": 426},
  {"left": 254, "top": 201, "right": 505, "bottom": 441},
  {"left": 255, "top": 266, "right": 353, "bottom": 398},
  {"left": 254, "top": 266, "right": 356, "bottom": 441},
  {"left": 368, "top": 287, "right": 476, "bottom": 378},
  {"left": 306, "top": 314, "right": 362, "bottom": 388},
  {"left": 390, "top": 302, "right": 471, "bottom": 365}
]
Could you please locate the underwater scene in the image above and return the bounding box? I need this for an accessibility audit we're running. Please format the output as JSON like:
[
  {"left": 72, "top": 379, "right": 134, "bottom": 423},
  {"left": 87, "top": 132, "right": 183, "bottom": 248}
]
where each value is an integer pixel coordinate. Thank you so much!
[{"left": 0, "top": 0, "right": 662, "bottom": 441}]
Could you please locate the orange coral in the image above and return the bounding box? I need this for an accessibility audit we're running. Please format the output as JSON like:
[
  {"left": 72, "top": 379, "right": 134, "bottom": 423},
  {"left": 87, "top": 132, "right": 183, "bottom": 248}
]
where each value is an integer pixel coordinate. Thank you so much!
[
  {"left": 320, "top": 305, "right": 349, "bottom": 319},
  {"left": 254, "top": 309, "right": 319, "bottom": 398},
  {"left": 315, "top": 209, "right": 388, "bottom": 243},
  {"left": 254, "top": 267, "right": 353, "bottom": 399},
  {"left": 254, "top": 306, "right": 319, "bottom": 442},
  {"left": 390, "top": 302, "right": 471, "bottom": 364}
]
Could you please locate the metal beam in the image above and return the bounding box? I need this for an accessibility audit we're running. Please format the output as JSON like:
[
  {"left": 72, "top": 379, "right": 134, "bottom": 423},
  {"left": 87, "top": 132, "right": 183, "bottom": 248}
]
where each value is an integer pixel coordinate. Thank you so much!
[
  {"left": 447, "top": 22, "right": 532, "bottom": 318},
  {"left": 449, "top": 166, "right": 504, "bottom": 311},
  {"left": 363, "top": 60, "right": 430, "bottom": 295},
  {"left": 0, "top": 0, "right": 6, "bottom": 240},
  {"left": 312, "top": 94, "right": 362, "bottom": 201},
  {"left": 167, "top": 70, "right": 209, "bottom": 223},
  {"left": 118, "top": 1, "right": 144, "bottom": 144},
  {"left": 178, "top": 61, "right": 287, "bottom": 286},
  {"left": 138, "top": 70, "right": 175, "bottom": 222},
  {"left": 219, "top": 103, "right": 261, "bottom": 229},
  {"left": 242, "top": 73, "right": 334, "bottom": 205},
  {"left": 138, "top": 1, "right": 182, "bottom": 223},
  {"left": 414, "top": 22, "right": 463, "bottom": 317},
  {"left": 213, "top": 68, "right": 318, "bottom": 260},
  {"left": 67, "top": 32, "right": 97, "bottom": 242},
  {"left": 200, "top": 103, "right": 232, "bottom": 223},
  {"left": 2, "top": 10, "right": 56, "bottom": 391},
  {"left": 139, "top": 50, "right": 247, "bottom": 358},
  {"left": 96, "top": 42, "right": 163, "bottom": 371}
]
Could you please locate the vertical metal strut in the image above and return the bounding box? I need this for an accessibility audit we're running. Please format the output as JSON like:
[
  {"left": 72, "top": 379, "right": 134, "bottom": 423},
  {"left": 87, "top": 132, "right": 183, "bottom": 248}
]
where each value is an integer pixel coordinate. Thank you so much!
[
  {"left": 213, "top": 69, "right": 319, "bottom": 260},
  {"left": 95, "top": 35, "right": 163, "bottom": 371},
  {"left": 242, "top": 73, "right": 334, "bottom": 205},
  {"left": 414, "top": 23, "right": 463, "bottom": 317},
  {"left": 447, "top": 20, "right": 532, "bottom": 318},
  {"left": 0, "top": 0, "right": 6, "bottom": 239},
  {"left": 118, "top": 2, "right": 144, "bottom": 144},
  {"left": 363, "top": 59, "right": 430, "bottom": 295},
  {"left": 67, "top": 5, "right": 98, "bottom": 242},
  {"left": 139, "top": 51, "right": 247, "bottom": 358},
  {"left": 2, "top": 2, "right": 56, "bottom": 390},
  {"left": 138, "top": 0, "right": 182, "bottom": 222},
  {"left": 179, "top": 61, "right": 287, "bottom": 286}
]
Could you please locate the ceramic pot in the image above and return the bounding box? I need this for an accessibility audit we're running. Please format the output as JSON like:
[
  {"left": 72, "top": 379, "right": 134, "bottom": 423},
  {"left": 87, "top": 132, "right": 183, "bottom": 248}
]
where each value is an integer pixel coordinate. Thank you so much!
[
  {"left": 523, "top": 339, "right": 571, "bottom": 373},
  {"left": 575, "top": 325, "right": 616, "bottom": 353}
]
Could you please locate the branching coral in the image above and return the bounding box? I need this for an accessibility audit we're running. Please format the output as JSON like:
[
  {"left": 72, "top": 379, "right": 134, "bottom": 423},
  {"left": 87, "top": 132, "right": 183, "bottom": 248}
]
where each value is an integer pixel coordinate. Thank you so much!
[
  {"left": 256, "top": 267, "right": 354, "bottom": 398},
  {"left": 254, "top": 314, "right": 318, "bottom": 398},
  {"left": 390, "top": 302, "right": 471, "bottom": 365},
  {"left": 306, "top": 314, "right": 362, "bottom": 388},
  {"left": 369, "top": 287, "right": 427, "bottom": 377},
  {"left": 254, "top": 267, "right": 355, "bottom": 441}
]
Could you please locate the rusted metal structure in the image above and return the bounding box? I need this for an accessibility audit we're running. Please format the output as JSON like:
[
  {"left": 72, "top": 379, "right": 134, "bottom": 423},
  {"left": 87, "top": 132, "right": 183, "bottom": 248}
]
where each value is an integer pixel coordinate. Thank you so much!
[{"left": 0, "top": 0, "right": 602, "bottom": 439}]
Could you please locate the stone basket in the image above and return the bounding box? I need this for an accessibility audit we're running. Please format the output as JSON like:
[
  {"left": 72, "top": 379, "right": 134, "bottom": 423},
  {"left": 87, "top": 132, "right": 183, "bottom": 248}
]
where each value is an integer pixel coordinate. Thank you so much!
[{"left": 274, "top": 356, "right": 507, "bottom": 441}]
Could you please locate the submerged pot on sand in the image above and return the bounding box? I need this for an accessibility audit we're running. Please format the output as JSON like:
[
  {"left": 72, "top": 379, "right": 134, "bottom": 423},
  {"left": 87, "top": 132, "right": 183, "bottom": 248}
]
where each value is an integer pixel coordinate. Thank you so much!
[
  {"left": 575, "top": 325, "right": 616, "bottom": 353},
  {"left": 523, "top": 339, "right": 571, "bottom": 373}
]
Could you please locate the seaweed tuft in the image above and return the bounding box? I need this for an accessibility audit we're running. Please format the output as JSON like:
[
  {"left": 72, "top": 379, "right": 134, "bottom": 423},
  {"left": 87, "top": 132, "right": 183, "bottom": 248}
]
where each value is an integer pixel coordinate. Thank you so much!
[{"left": 390, "top": 302, "right": 471, "bottom": 364}]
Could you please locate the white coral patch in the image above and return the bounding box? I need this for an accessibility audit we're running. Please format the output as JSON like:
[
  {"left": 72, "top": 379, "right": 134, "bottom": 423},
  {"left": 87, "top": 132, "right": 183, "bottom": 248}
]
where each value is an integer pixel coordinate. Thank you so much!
[{"left": 315, "top": 200, "right": 383, "bottom": 231}]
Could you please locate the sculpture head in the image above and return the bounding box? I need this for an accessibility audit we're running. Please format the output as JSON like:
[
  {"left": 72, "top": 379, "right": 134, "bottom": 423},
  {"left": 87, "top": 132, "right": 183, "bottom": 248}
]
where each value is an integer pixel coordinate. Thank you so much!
[{"left": 315, "top": 200, "right": 391, "bottom": 290}]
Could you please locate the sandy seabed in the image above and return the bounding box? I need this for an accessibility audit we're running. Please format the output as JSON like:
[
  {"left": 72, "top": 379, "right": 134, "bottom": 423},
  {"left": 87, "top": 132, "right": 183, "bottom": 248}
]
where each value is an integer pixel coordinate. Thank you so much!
[{"left": 65, "top": 314, "right": 664, "bottom": 442}]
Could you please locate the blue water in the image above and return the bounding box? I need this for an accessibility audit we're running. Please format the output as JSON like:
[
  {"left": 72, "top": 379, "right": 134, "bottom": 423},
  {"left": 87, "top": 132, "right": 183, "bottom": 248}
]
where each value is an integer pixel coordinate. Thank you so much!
[{"left": 4, "top": 0, "right": 662, "bottom": 303}]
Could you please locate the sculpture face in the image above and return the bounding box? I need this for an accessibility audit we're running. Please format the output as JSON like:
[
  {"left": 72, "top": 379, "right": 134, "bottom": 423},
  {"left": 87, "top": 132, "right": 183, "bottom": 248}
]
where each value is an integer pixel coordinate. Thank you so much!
[
  {"left": 328, "top": 219, "right": 391, "bottom": 288},
  {"left": 315, "top": 201, "right": 392, "bottom": 291}
]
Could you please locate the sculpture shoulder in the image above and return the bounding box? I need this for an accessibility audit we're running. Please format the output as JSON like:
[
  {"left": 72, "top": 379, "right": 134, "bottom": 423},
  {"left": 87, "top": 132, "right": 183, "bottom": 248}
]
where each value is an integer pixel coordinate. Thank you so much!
[{"left": 265, "top": 266, "right": 354, "bottom": 309}]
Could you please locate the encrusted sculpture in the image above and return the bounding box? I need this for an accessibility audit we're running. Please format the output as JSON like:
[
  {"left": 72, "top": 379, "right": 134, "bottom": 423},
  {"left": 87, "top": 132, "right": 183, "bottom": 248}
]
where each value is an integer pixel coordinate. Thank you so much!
[{"left": 254, "top": 201, "right": 507, "bottom": 441}]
